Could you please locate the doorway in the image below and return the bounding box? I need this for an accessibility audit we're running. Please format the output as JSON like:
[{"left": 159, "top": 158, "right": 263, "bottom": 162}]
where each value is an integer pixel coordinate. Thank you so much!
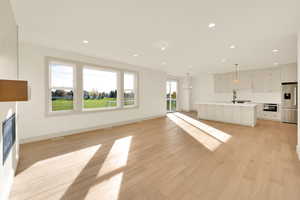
[{"left": 166, "top": 80, "right": 178, "bottom": 112}]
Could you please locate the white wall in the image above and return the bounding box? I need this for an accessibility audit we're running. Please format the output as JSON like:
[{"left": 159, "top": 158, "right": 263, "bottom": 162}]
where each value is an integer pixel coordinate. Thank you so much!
[
  {"left": 297, "top": 32, "right": 300, "bottom": 159},
  {"left": 18, "top": 43, "right": 167, "bottom": 142},
  {"left": 178, "top": 75, "right": 192, "bottom": 112},
  {"left": 191, "top": 73, "right": 215, "bottom": 110},
  {"left": 0, "top": 0, "right": 19, "bottom": 199},
  {"left": 191, "top": 64, "right": 297, "bottom": 111}
]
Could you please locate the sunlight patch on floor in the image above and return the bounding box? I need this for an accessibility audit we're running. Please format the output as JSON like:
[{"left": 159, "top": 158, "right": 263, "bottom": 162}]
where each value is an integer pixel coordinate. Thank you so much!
[
  {"left": 174, "top": 112, "right": 232, "bottom": 143},
  {"left": 167, "top": 113, "right": 222, "bottom": 151},
  {"left": 98, "top": 136, "right": 132, "bottom": 176},
  {"left": 87, "top": 172, "right": 124, "bottom": 200},
  {"left": 90, "top": 136, "right": 132, "bottom": 200},
  {"left": 23, "top": 144, "right": 102, "bottom": 172}
]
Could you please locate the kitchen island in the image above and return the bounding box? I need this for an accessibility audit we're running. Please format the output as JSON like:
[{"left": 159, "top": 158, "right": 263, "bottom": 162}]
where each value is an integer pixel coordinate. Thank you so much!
[{"left": 195, "top": 102, "right": 258, "bottom": 127}]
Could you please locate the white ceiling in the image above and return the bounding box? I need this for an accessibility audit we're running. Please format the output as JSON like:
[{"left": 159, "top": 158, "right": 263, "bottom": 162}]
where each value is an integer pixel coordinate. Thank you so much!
[{"left": 10, "top": 0, "right": 300, "bottom": 76}]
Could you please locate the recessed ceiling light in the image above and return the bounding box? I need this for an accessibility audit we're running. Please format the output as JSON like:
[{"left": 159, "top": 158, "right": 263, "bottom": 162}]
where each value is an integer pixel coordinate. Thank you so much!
[
  {"left": 272, "top": 49, "right": 279, "bottom": 53},
  {"left": 82, "top": 40, "right": 89, "bottom": 44},
  {"left": 161, "top": 62, "right": 167, "bottom": 65},
  {"left": 274, "top": 62, "right": 279, "bottom": 66},
  {"left": 208, "top": 23, "right": 216, "bottom": 28},
  {"left": 221, "top": 58, "right": 227, "bottom": 63},
  {"left": 230, "top": 45, "right": 236, "bottom": 49},
  {"left": 132, "top": 54, "right": 139, "bottom": 57},
  {"left": 154, "top": 41, "right": 169, "bottom": 51}
]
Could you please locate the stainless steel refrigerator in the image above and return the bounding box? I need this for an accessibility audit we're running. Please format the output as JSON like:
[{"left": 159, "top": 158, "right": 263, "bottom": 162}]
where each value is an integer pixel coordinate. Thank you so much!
[{"left": 281, "top": 82, "right": 297, "bottom": 124}]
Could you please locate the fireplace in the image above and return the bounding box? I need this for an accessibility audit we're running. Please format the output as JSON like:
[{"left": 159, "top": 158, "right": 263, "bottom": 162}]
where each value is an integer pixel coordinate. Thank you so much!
[{"left": 2, "top": 113, "right": 16, "bottom": 165}]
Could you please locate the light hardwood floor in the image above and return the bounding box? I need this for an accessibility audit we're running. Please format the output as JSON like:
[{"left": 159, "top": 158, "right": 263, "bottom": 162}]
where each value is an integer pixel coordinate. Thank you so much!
[{"left": 10, "top": 112, "right": 300, "bottom": 200}]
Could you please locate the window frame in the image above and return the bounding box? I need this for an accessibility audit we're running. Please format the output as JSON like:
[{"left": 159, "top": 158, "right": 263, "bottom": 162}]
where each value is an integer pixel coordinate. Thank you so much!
[
  {"left": 82, "top": 65, "right": 120, "bottom": 112},
  {"left": 123, "top": 71, "right": 138, "bottom": 108},
  {"left": 45, "top": 57, "right": 139, "bottom": 117},
  {"left": 166, "top": 79, "right": 178, "bottom": 113},
  {"left": 47, "top": 59, "right": 77, "bottom": 115}
]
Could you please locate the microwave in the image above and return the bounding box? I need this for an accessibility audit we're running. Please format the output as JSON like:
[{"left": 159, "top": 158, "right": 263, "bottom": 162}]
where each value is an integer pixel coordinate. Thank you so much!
[{"left": 263, "top": 103, "right": 278, "bottom": 112}]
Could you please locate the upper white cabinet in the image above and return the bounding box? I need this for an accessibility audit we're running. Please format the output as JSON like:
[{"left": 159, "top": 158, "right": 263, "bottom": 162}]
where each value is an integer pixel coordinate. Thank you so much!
[
  {"left": 215, "top": 65, "right": 288, "bottom": 93},
  {"left": 236, "top": 71, "right": 253, "bottom": 90},
  {"left": 253, "top": 68, "right": 281, "bottom": 93},
  {"left": 281, "top": 64, "right": 297, "bottom": 83},
  {"left": 269, "top": 68, "right": 281, "bottom": 92},
  {"left": 214, "top": 74, "right": 223, "bottom": 93},
  {"left": 214, "top": 73, "right": 234, "bottom": 93},
  {"left": 252, "top": 69, "right": 267, "bottom": 92}
]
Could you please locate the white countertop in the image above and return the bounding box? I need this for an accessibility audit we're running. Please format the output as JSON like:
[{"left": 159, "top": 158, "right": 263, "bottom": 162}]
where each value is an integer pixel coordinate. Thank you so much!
[
  {"left": 195, "top": 102, "right": 258, "bottom": 107},
  {"left": 253, "top": 101, "right": 281, "bottom": 104}
]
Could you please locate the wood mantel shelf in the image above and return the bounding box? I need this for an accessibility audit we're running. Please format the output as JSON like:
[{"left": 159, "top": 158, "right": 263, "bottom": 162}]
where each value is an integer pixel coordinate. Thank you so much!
[{"left": 0, "top": 79, "right": 28, "bottom": 102}]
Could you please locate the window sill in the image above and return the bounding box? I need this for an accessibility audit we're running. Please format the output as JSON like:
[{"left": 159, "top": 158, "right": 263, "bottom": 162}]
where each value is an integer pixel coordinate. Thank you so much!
[
  {"left": 46, "top": 105, "right": 139, "bottom": 117},
  {"left": 82, "top": 107, "right": 120, "bottom": 113},
  {"left": 123, "top": 105, "right": 138, "bottom": 109},
  {"left": 46, "top": 110, "right": 77, "bottom": 117}
]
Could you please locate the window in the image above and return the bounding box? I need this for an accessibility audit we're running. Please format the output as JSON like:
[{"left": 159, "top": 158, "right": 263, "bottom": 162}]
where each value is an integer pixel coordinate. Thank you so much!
[
  {"left": 83, "top": 67, "right": 118, "bottom": 110},
  {"left": 166, "top": 80, "right": 177, "bottom": 112},
  {"left": 124, "top": 72, "right": 137, "bottom": 107},
  {"left": 47, "top": 58, "right": 138, "bottom": 115},
  {"left": 49, "top": 62, "right": 75, "bottom": 112}
]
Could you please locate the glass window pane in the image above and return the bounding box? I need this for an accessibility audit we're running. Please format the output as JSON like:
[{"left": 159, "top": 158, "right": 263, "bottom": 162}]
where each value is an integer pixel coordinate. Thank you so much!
[
  {"left": 83, "top": 68, "right": 117, "bottom": 109},
  {"left": 51, "top": 89, "right": 74, "bottom": 111},
  {"left": 51, "top": 63, "right": 73, "bottom": 88},
  {"left": 166, "top": 100, "right": 170, "bottom": 110},
  {"left": 170, "top": 81, "right": 177, "bottom": 99},
  {"left": 166, "top": 81, "right": 177, "bottom": 112},
  {"left": 171, "top": 100, "right": 176, "bottom": 111},
  {"left": 166, "top": 82, "right": 170, "bottom": 98},
  {"left": 124, "top": 73, "right": 134, "bottom": 90},
  {"left": 124, "top": 73, "right": 136, "bottom": 106},
  {"left": 124, "top": 90, "right": 135, "bottom": 106}
]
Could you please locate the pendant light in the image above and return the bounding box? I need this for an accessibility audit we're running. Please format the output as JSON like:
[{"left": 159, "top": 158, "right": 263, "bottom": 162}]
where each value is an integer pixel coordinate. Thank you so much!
[{"left": 233, "top": 64, "right": 240, "bottom": 83}]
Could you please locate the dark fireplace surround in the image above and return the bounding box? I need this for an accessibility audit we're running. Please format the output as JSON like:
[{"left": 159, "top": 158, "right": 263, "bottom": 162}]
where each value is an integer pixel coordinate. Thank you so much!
[{"left": 2, "top": 113, "right": 16, "bottom": 165}]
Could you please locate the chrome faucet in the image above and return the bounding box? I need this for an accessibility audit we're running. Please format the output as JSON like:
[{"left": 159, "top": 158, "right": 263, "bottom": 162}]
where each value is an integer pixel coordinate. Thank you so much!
[{"left": 232, "top": 90, "right": 237, "bottom": 104}]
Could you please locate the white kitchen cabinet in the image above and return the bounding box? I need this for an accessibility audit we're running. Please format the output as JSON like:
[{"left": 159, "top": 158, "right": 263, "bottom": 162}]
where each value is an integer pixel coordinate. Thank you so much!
[
  {"left": 207, "top": 105, "right": 216, "bottom": 120},
  {"left": 214, "top": 65, "right": 296, "bottom": 93},
  {"left": 263, "top": 68, "right": 281, "bottom": 92},
  {"left": 256, "top": 103, "right": 281, "bottom": 121},
  {"left": 196, "top": 103, "right": 257, "bottom": 127},
  {"left": 215, "top": 105, "right": 224, "bottom": 122},
  {"left": 269, "top": 68, "right": 281, "bottom": 92},
  {"left": 240, "top": 107, "right": 255, "bottom": 126},
  {"left": 281, "top": 64, "right": 297, "bottom": 83},
  {"left": 224, "top": 73, "right": 234, "bottom": 92},
  {"left": 261, "top": 111, "right": 279, "bottom": 120},
  {"left": 252, "top": 68, "right": 281, "bottom": 93},
  {"left": 256, "top": 104, "right": 263, "bottom": 118},
  {"left": 252, "top": 69, "right": 267, "bottom": 92},
  {"left": 233, "top": 106, "right": 241, "bottom": 124},
  {"left": 214, "top": 74, "right": 223, "bottom": 93},
  {"left": 223, "top": 105, "right": 234, "bottom": 123},
  {"left": 236, "top": 71, "right": 253, "bottom": 90},
  {"left": 214, "top": 73, "right": 234, "bottom": 93},
  {"left": 264, "top": 69, "right": 272, "bottom": 92},
  {"left": 197, "top": 104, "right": 208, "bottom": 119}
]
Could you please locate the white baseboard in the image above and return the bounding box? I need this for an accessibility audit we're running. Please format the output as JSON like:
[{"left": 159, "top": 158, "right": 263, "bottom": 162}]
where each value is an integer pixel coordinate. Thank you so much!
[
  {"left": 297, "top": 145, "right": 300, "bottom": 160},
  {"left": 257, "top": 117, "right": 281, "bottom": 122},
  {"left": 20, "top": 114, "right": 166, "bottom": 144}
]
